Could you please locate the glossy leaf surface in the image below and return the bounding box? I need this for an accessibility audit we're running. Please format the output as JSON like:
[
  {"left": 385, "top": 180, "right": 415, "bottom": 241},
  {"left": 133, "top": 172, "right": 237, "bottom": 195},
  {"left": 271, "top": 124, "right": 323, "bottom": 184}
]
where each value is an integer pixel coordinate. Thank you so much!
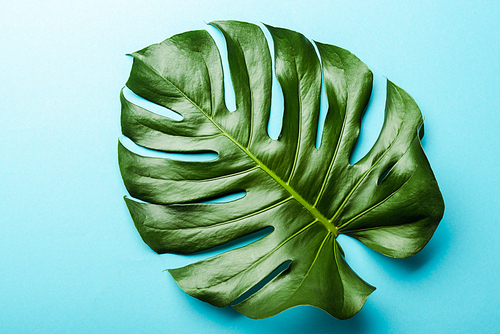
[{"left": 119, "top": 20, "right": 444, "bottom": 319}]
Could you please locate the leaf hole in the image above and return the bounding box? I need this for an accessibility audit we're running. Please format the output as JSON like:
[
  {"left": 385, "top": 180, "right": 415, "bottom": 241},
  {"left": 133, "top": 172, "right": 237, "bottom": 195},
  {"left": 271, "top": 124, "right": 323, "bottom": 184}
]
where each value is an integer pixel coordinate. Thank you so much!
[
  {"left": 261, "top": 24, "right": 285, "bottom": 140},
  {"left": 418, "top": 122, "right": 425, "bottom": 141},
  {"left": 231, "top": 260, "right": 292, "bottom": 305},
  {"left": 119, "top": 136, "right": 218, "bottom": 161},
  {"left": 122, "top": 86, "right": 183, "bottom": 121},
  {"left": 123, "top": 195, "right": 149, "bottom": 204},
  {"left": 313, "top": 41, "right": 329, "bottom": 149},
  {"left": 377, "top": 163, "right": 396, "bottom": 185},
  {"left": 201, "top": 191, "right": 247, "bottom": 203},
  {"left": 349, "top": 73, "right": 386, "bottom": 165},
  {"left": 206, "top": 24, "right": 237, "bottom": 112}
]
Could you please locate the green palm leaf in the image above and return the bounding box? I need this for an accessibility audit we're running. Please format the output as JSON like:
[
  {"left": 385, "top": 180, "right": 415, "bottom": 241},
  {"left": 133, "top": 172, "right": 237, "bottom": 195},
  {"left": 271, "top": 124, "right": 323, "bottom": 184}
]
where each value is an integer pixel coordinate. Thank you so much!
[{"left": 119, "top": 20, "right": 444, "bottom": 319}]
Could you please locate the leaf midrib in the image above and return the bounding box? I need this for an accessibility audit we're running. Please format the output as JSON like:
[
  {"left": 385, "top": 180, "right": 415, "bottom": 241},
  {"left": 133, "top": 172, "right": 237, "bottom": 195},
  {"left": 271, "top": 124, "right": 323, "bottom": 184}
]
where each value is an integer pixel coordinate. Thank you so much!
[
  {"left": 134, "top": 55, "right": 338, "bottom": 235},
  {"left": 202, "top": 106, "right": 336, "bottom": 235}
]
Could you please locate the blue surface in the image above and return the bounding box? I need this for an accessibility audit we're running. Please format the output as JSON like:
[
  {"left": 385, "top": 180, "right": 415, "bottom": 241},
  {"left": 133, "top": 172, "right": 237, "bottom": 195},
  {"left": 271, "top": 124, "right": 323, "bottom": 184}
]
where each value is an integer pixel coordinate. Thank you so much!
[{"left": 1, "top": 0, "right": 500, "bottom": 333}]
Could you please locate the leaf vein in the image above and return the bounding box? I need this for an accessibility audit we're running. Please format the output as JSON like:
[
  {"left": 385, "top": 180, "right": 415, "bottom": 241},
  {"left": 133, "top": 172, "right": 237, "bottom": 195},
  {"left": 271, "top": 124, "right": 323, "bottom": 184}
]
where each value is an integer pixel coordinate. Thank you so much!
[
  {"left": 337, "top": 168, "right": 417, "bottom": 231},
  {"left": 330, "top": 126, "right": 402, "bottom": 224},
  {"left": 193, "top": 220, "right": 319, "bottom": 291},
  {"left": 142, "top": 196, "right": 293, "bottom": 231}
]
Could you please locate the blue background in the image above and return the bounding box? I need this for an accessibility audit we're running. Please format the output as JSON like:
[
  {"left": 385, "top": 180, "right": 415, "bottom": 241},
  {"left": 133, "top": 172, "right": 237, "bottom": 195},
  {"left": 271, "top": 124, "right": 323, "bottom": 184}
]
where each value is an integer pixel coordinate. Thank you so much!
[{"left": 1, "top": 0, "right": 499, "bottom": 333}]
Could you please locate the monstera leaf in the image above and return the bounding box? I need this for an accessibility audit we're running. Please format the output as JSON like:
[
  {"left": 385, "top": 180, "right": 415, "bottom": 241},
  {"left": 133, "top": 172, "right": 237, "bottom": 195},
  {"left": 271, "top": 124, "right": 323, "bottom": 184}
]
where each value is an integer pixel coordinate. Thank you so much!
[{"left": 119, "top": 20, "right": 444, "bottom": 319}]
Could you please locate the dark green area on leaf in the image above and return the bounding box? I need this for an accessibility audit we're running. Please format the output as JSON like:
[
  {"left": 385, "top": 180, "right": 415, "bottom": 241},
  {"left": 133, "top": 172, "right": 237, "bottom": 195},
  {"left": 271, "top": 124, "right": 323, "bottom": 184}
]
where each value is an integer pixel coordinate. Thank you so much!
[{"left": 119, "top": 20, "right": 444, "bottom": 319}]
